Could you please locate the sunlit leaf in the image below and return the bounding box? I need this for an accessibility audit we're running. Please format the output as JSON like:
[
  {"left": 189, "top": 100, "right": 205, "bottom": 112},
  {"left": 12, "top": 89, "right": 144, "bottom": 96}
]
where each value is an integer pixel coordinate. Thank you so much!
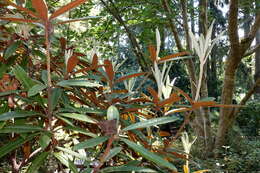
[
  {"left": 59, "top": 113, "right": 98, "bottom": 124},
  {"left": 193, "top": 170, "right": 211, "bottom": 173},
  {"left": 4, "top": 1, "right": 38, "bottom": 18},
  {"left": 159, "top": 51, "right": 189, "bottom": 63},
  {"left": 26, "top": 152, "right": 49, "bottom": 173},
  {"left": 122, "top": 116, "right": 179, "bottom": 132},
  {"left": 57, "top": 79, "right": 101, "bottom": 88},
  {"left": 56, "top": 146, "right": 90, "bottom": 160},
  {"left": 121, "top": 138, "right": 177, "bottom": 171},
  {"left": 107, "top": 105, "right": 120, "bottom": 121},
  {"left": 183, "top": 165, "right": 189, "bottom": 173},
  {"left": 100, "top": 166, "right": 157, "bottom": 173},
  {"left": 32, "top": 0, "right": 48, "bottom": 21},
  {"left": 50, "top": 0, "right": 87, "bottom": 19},
  {"left": 28, "top": 83, "right": 47, "bottom": 97},
  {"left": 73, "top": 136, "right": 109, "bottom": 150}
]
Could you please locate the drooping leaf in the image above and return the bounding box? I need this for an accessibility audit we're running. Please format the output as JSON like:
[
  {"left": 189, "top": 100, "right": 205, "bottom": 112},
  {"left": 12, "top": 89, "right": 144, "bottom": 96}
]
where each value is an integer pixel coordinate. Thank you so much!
[
  {"left": 4, "top": 41, "right": 21, "bottom": 59},
  {"left": 122, "top": 116, "right": 179, "bottom": 132},
  {"left": 67, "top": 55, "right": 79, "bottom": 73},
  {"left": 54, "top": 152, "right": 69, "bottom": 167},
  {"left": 157, "top": 93, "right": 181, "bottom": 107},
  {"left": 68, "top": 159, "right": 79, "bottom": 173},
  {"left": 50, "top": 0, "right": 87, "bottom": 19},
  {"left": 32, "top": 0, "right": 48, "bottom": 21},
  {"left": 50, "top": 88, "right": 62, "bottom": 111},
  {"left": 147, "top": 87, "right": 159, "bottom": 104},
  {"left": 73, "top": 136, "right": 109, "bottom": 150},
  {"left": 121, "top": 138, "right": 177, "bottom": 171},
  {"left": 57, "top": 79, "right": 101, "bottom": 88},
  {"left": 0, "top": 133, "right": 38, "bottom": 159},
  {"left": 58, "top": 113, "right": 98, "bottom": 124},
  {"left": 100, "top": 166, "right": 157, "bottom": 173},
  {"left": 26, "top": 152, "right": 49, "bottom": 173},
  {"left": 0, "top": 111, "right": 41, "bottom": 121},
  {"left": 28, "top": 83, "right": 47, "bottom": 97},
  {"left": 115, "top": 72, "right": 147, "bottom": 83},
  {"left": 0, "top": 125, "right": 44, "bottom": 133}
]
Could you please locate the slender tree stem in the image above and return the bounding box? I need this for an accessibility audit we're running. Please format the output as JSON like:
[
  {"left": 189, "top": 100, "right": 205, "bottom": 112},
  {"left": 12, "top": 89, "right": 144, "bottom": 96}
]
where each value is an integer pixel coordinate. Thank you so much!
[{"left": 45, "top": 22, "right": 52, "bottom": 130}]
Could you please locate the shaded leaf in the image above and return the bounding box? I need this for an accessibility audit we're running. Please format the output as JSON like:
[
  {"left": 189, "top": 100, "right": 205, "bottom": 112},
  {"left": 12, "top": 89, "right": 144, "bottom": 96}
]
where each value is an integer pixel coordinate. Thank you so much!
[
  {"left": 59, "top": 113, "right": 98, "bottom": 124},
  {"left": 121, "top": 138, "right": 177, "bottom": 171},
  {"left": 148, "top": 45, "right": 157, "bottom": 62},
  {"left": 50, "top": 0, "right": 87, "bottom": 19},
  {"left": 28, "top": 83, "right": 47, "bottom": 97},
  {"left": 68, "top": 159, "right": 79, "bottom": 173},
  {"left": 64, "top": 126, "right": 97, "bottom": 138},
  {"left": 50, "top": 88, "right": 62, "bottom": 111},
  {"left": 73, "top": 136, "right": 109, "bottom": 150},
  {"left": 115, "top": 72, "right": 146, "bottom": 83},
  {"left": 0, "top": 125, "right": 44, "bottom": 133},
  {"left": 0, "top": 17, "right": 38, "bottom": 23},
  {"left": 104, "top": 147, "right": 122, "bottom": 162},
  {"left": 32, "top": 0, "right": 48, "bottom": 21},
  {"left": 26, "top": 152, "right": 49, "bottom": 173},
  {"left": 0, "top": 111, "right": 40, "bottom": 121},
  {"left": 4, "top": 41, "right": 21, "bottom": 59},
  {"left": 0, "top": 133, "right": 38, "bottom": 159}
]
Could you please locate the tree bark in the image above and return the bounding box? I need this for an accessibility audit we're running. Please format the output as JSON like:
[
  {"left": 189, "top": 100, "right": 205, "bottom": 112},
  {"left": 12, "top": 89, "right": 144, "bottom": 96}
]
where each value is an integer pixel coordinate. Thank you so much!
[
  {"left": 255, "top": 0, "right": 260, "bottom": 98},
  {"left": 216, "top": 0, "right": 260, "bottom": 150}
]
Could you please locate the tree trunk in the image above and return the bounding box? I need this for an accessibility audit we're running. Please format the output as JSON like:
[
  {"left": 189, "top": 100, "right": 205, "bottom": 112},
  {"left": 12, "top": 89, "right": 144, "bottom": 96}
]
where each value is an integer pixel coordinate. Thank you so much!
[
  {"left": 215, "top": 0, "right": 260, "bottom": 150},
  {"left": 255, "top": 0, "right": 260, "bottom": 98}
]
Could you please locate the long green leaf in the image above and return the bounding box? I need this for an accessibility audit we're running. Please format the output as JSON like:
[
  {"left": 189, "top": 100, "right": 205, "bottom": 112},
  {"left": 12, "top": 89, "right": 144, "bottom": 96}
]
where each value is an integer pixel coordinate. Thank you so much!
[
  {"left": 12, "top": 65, "right": 37, "bottom": 90},
  {"left": 26, "top": 152, "right": 49, "bottom": 173},
  {"left": 39, "top": 135, "right": 51, "bottom": 150},
  {"left": 0, "top": 125, "right": 44, "bottom": 133},
  {"left": 59, "top": 113, "right": 98, "bottom": 124},
  {"left": 73, "top": 136, "right": 109, "bottom": 150},
  {"left": 51, "top": 88, "right": 62, "bottom": 111},
  {"left": 122, "top": 116, "right": 179, "bottom": 132},
  {"left": 100, "top": 166, "right": 157, "bottom": 173},
  {"left": 64, "top": 126, "right": 97, "bottom": 137},
  {"left": 104, "top": 147, "right": 122, "bottom": 162},
  {"left": 4, "top": 41, "right": 21, "bottom": 59},
  {"left": 0, "top": 90, "right": 23, "bottom": 97},
  {"left": 0, "top": 133, "right": 38, "bottom": 159},
  {"left": 121, "top": 138, "right": 177, "bottom": 171},
  {"left": 0, "top": 111, "right": 41, "bottom": 121},
  {"left": 54, "top": 152, "right": 69, "bottom": 167},
  {"left": 68, "top": 159, "right": 79, "bottom": 173},
  {"left": 57, "top": 79, "right": 101, "bottom": 88},
  {"left": 28, "top": 83, "right": 47, "bottom": 97}
]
